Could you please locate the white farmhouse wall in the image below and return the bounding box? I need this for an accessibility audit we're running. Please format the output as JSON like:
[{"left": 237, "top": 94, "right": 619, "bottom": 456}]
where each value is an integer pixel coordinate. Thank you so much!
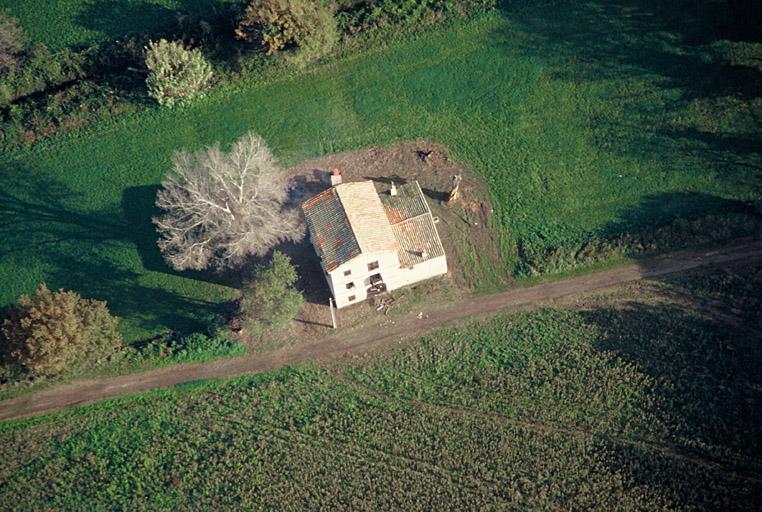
[
  {"left": 385, "top": 255, "right": 448, "bottom": 292},
  {"left": 328, "top": 251, "right": 400, "bottom": 308}
]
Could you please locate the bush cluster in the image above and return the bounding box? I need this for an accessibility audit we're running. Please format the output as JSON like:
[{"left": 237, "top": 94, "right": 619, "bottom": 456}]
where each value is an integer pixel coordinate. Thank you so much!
[
  {"left": 145, "top": 39, "right": 213, "bottom": 107},
  {"left": 124, "top": 331, "right": 244, "bottom": 366},
  {"left": 0, "top": 284, "right": 123, "bottom": 377},
  {"left": 0, "top": 14, "right": 25, "bottom": 73},
  {"left": 240, "top": 251, "right": 303, "bottom": 337},
  {"left": 236, "top": 0, "right": 339, "bottom": 65}
]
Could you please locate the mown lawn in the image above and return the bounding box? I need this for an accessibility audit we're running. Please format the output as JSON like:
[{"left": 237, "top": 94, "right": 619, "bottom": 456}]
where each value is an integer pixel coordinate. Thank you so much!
[
  {"left": 0, "top": 0, "right": 246, "bottom": 50},
  {"left": 0, "top": 1, "right": 760, "bottom": 339},
  {"left": 1, "top": 264, "right": 760, "bottom": 510}
]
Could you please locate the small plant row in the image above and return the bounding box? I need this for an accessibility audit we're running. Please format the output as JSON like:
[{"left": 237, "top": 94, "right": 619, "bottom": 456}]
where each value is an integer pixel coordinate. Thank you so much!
[{"left": 0, "top": 1, "right": 496, "bottom": 151}]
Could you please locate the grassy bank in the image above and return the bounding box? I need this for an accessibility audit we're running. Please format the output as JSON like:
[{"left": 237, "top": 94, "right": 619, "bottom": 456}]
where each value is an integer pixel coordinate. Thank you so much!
[
  {"left": 1, "top": 263, "right": 760, "bottom": 509},
  {"left": 0, "top": 0, "right": 247, "bottom": 50},
  {"left": 1, "top": 1, "right": 760, "bottom": 339}
]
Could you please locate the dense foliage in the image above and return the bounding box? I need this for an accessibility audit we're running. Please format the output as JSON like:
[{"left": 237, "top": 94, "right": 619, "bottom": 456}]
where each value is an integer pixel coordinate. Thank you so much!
[
  {"left": 240, "top": 251, "right": 303, "bottom": 336},
  {"left": 0, "top": 284, "right": 122, "bottom": 376},
  {"left": 144, "top": 39, "right": 212, "bottom": 107},
  {"left": 119, "top": 331, "right": 245, "bottom": 368},
  {"left": 236, "top": 0, "right": 339, "bottom": 64},
  {"left": 1, "top": 265, "right": 759, "bottom": 509}
]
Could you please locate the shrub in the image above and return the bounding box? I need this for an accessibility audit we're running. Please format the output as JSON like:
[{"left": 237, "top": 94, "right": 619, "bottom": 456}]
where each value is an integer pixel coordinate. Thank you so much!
[
  {"left": 0, "top": 14, "right": 25, "bottom": 74},
  {"left": 0, "top": 284, "right": 123, "bottom": 376},
  {"left": 235, "top": 0, "right": 339, "bottom": 64},
  {"left": 240, "top": 251, "right": 303, "bottom": 336},
  {"left": 336, "top": 0, "right": 495, "bottom": 34},
  {"left": 129, "top": 332, "right": 244, "bottom": 365},
  {"left": 144, "top": 39, "right": 213, "bottom": 107},
  {"left": 0, "top": 44, "right": 88, "bottom": 106}
]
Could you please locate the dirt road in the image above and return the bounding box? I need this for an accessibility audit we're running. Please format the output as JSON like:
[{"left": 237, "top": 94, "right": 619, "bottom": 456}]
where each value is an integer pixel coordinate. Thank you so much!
[{"left": 2, "top": 239, "right": 761, "bottom": 423}]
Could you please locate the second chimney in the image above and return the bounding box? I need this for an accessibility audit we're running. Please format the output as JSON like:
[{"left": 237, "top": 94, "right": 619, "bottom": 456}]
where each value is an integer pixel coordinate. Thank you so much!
[{"left": 330, "top": 168, "right": 342, "bottom": 187}]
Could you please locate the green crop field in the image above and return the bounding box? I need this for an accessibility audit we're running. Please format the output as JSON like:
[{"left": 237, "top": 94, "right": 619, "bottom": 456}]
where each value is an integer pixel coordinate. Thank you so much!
[
  {"left": 0, "top": 0, "right": 246, "bottom": 50},
  {"left": 1, "top": 264, "right": 760, "bottom": 509},
  {"left": 1, "top": 1, "right": 760, "bottom": 339}
]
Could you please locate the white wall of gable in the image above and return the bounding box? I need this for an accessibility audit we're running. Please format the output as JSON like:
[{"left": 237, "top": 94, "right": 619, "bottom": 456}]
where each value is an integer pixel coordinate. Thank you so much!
[
  {"left": 385, "top": 255, "right": 448, "bottom": 292},
  {"left": 328, "top": 251, "right": 400, "bottom": 308}
]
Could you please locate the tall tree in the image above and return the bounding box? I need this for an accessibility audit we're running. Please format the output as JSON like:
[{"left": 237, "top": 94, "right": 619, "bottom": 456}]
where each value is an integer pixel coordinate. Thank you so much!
[{"left": 154, "top": 132, "right": 304, "bottom": 271}]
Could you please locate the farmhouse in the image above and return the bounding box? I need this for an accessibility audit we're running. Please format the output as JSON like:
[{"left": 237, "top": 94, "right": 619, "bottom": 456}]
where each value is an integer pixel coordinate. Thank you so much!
[{"left": 302, "top": 174, "right": 447, "bottom": 308}]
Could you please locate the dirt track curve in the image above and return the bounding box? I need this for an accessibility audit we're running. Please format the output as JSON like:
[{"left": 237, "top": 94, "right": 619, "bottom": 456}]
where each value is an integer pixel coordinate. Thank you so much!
[{"left": 2, "top": 239, "right": 762, "bottom": 423}]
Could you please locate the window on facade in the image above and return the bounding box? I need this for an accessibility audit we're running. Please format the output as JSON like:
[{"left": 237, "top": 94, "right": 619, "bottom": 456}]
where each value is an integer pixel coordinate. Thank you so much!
[
  {"left": 348, "top": 295, "right": 356, "bottom": 301},
  {"left": 346, "top": 282, "right": 354, "bottom": 289},
  {"left": 367, "top": 261, "right": 379, "bottom": 271},
  {"left": 344, "top": 269, "right": 351, "bottom": 276}
]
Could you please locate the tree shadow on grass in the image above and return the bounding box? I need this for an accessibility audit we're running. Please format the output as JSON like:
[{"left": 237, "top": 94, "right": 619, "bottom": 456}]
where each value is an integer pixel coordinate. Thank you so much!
[
  {"left": 493, "top": 0, "right": 762, "bottom": 202},
  {"left": 122, "top": 185, "right": 241, "bottom": 289},
  {"left": 74, "top": 0, "right": 235, "bottom": 45},
  {"left": 599, "top": 191, "right": 757, "bottom": 236},
  {"left": 0, "top": 165, "right": 234, "bottom": 339},
  {"left": 568, "top": 188, "right": 762, "bottom": 506},
  {"left": 580, "top": 289, "right": 762, "bottom": 506},
  {"left": 496, "top": 0, "right": 762, "bottom": 99}
]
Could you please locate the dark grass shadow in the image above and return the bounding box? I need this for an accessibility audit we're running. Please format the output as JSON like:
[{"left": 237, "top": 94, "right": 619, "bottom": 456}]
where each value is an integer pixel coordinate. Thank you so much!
[
  {"left": 74, "top": 0, "right": 248, "bottom": 73},
  {"left": 74, "top": 0, "right": 236, "bottom": 44},
  {"left": 122, "top": 186, "right": 241, "bottom": 289},
  {"left": 580, "top": 293, "right": 762, "bottom": 503},
  {"left": 0, "top": 164, "right": 235, "bottom": 338},
  {"left": 600, "top": 191, "right": 757, "bottom": 236},
  {"left": 496, "top": 0, "right": 762, "bottom": 99},
  {"left": 494, "top": 0, "right": 762, "bottom": 201},
  {"left": 574, "top": 189, "right": 762, "bottom": 505}
]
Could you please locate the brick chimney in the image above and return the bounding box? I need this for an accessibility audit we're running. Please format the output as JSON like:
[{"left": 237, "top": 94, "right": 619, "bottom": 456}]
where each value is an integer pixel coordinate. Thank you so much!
[{"left": 330, "top": 168, "right": 342, "bottom": 187}]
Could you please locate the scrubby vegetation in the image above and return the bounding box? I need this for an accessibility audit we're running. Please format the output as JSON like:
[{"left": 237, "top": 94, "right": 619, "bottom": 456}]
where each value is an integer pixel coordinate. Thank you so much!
[
  {"left": 144, "top": 39, "right": 212, "bottom": 107},
  {"left": 0, "top": 284, "right": 242, "bottom": 397},
  {"left": 0, "top": 284, "right": 122, "bottom": 377},
  {"left": 0, "top": 14, "right": 25, "bottom": 73},
  {"left": 1, "top": 264, "right": 759, "bottom": 509},
  {"left": 240, "top": 251, "right": 303, "bottom": 336},
  {"left": 236, "top": 0, "right": 339, "bottom": 65},
  {"left": 113, "top": 331, "right": 244, "bottom": 369}
]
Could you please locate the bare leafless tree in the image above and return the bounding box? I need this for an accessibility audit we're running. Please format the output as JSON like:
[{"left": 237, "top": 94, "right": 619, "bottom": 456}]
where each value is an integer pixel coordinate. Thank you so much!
[{"left": 153, "top": 131, "right": 304, "bottom": 271}]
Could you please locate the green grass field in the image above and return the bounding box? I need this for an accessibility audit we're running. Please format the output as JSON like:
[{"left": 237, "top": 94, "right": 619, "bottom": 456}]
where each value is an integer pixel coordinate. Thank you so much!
[
  {"left": 0, "top": 0, "right": 246, "bottom": 50},
  {"left": 1, "top": 1, "right": 760, "bottom": 339},
  {"left": 1, "top": 264, "right": 759, "bottom": 510}
]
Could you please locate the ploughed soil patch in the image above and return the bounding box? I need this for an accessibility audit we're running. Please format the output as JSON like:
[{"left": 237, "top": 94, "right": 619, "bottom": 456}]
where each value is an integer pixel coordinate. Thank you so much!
[{"left": 242, "top": 140, "right": 505, "bottom": 348}]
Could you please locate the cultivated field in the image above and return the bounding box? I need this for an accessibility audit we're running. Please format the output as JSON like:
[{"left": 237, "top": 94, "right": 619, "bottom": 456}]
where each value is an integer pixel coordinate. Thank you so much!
[
  {"left": 0, "top": 1, "right": 760, "bottom": 341},
  {"left": 1, "top": 263, "right": 759, "bottom": 510}
]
